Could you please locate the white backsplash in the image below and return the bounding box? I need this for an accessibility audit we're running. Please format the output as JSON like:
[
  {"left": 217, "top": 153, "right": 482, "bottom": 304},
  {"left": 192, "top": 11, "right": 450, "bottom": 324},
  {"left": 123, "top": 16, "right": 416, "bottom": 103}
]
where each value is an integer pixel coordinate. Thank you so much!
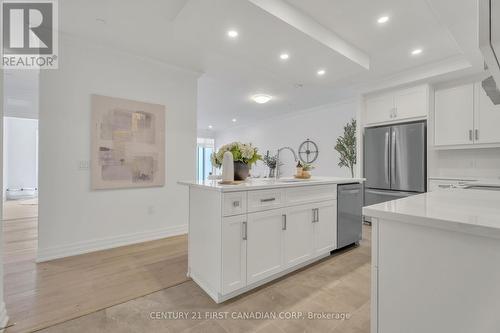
[{"left": 432, "top": 148, "right": 500, "bottom": 179}]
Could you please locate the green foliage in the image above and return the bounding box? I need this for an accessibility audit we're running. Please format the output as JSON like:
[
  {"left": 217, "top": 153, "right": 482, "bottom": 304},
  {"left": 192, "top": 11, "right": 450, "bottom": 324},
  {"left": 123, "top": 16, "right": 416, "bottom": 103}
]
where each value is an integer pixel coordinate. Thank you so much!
[
  {"left": 211, "top": 142, "right": 262, "bottom": 168},
  {"left": 263, "top": 153, "right": 281, "bottom": 169},
  {"left": 301, "top": 162, "right": 314, "bottom": 171},
  {"left": 334, "top": 118, "right": 357, "bottom": 177}
]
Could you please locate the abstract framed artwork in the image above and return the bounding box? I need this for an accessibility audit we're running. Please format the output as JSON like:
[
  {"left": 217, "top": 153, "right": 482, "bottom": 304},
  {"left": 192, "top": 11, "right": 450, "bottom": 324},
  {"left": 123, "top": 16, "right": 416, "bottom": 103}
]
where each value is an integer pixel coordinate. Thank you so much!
[{"left": 91, "top": 94, "right": 166, "bottom": 190}]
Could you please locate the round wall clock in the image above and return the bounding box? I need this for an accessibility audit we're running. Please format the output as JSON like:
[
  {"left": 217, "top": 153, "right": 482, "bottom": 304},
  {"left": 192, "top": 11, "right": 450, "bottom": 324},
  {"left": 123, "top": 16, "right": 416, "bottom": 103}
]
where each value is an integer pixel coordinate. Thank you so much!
[{"left": 298, "top": 139, "right": 319, "bottom": 163}]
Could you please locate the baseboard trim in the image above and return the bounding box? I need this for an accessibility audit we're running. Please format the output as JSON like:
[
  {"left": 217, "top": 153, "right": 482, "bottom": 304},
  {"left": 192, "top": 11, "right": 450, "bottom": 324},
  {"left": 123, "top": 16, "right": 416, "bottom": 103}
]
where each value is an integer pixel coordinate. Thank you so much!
[
  {"left": 37, "top": 224, "right": 188, "bottom": 262},
  {"left": 0, "top": 301, "right": 8, "bottom": 332}
]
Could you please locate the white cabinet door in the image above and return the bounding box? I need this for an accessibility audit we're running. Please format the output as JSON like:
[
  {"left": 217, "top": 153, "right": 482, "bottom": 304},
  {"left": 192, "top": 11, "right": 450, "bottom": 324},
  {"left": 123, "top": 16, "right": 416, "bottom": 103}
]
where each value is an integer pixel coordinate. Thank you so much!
[
  {"left": 313, "top": 201, "right": 337, "bottom": 255},
  {"left": 283, "top": 204, "right": 314, "bottom": 268},
  {"left": 394, "top": 86, "right": 428, "bottom": 120},
  {"left": 221, "top": 215, "right": 247, "bottom": 294},
  {"left": 475, "top": 83, "right": 500, "bottom": 144},
  {"left": 434, "top": 84, "right": 474, "bottom": 146},
  {"left": 246, "top": 209, "right": 284, "bottom": 284},
  {"left": 365, "top": 94, "right": 394, "bottom": 125}
]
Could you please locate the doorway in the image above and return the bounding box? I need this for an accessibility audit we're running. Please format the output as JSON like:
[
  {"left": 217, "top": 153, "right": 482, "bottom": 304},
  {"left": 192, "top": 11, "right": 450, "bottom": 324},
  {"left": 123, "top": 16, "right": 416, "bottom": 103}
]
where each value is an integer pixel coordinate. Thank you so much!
[{"left": 3, "top": 70, "right": 39, "bottom": 266}]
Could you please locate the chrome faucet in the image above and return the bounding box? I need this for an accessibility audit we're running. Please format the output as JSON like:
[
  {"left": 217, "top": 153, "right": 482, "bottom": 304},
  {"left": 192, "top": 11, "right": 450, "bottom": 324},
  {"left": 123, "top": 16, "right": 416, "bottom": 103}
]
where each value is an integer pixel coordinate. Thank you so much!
[{"left": 276, "top": 146, "right": 298, "bottom": 179}]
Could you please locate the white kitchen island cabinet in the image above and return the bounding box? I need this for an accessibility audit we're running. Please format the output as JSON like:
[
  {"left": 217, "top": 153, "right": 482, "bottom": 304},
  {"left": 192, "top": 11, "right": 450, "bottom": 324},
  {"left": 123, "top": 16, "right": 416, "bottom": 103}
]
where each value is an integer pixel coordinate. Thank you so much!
[
  {"left": 364, "top": 189, "right": 500, "bottom": 333},
  {"left": 180, "top": 177, "right": 363, "bottom": 303}
]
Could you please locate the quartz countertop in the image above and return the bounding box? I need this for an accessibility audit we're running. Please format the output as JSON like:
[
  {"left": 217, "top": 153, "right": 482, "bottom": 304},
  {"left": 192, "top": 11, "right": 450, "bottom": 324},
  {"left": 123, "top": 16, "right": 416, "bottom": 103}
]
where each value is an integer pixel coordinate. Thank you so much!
[
  {"left": 363, "top": 188, "right": 500, "bottom": 238},
  {"left": 179, "top": 177, "right": 364, "bottom": 192}
]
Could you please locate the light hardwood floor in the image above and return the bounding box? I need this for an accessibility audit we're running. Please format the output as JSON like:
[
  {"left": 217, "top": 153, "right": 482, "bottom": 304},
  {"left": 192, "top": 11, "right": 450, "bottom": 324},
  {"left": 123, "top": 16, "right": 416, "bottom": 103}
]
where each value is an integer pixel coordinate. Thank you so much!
[
  {"left": 38, "top": 226, "right": 372, "bottom": 333},
  {"left": 4, "top": 200, "right": 371, "bottom": 333},
  {"left": 3, "top": 200, "right": 189, "bottom": 333}
]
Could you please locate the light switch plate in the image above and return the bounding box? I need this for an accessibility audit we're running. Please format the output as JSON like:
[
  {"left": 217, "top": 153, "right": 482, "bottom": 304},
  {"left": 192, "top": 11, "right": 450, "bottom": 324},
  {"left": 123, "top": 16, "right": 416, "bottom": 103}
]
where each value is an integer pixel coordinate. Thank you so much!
[{"left": 78, "top": 160, "right": 90, "bottom": 170}]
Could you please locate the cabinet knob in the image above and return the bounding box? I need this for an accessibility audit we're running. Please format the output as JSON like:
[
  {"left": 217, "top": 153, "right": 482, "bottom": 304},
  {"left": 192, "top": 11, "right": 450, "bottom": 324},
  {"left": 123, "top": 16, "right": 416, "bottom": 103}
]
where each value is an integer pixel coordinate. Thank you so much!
[{"left": 233, "top": 201, "right": 240, "bottom": 208}]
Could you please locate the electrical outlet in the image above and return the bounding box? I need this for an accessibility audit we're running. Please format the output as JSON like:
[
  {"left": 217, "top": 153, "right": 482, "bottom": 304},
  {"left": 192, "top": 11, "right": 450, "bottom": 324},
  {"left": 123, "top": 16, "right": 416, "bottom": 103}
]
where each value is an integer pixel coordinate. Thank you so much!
[{"left": 78, "top": 160, "right": 90, "bottom": 170}]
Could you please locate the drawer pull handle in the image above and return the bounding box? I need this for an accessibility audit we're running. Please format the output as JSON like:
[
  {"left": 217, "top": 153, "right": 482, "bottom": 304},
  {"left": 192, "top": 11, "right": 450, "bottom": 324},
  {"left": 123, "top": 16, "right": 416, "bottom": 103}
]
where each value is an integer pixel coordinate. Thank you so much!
[
  {"left": 282, "top": 214, "right": 287, "bottom": 230},
  {"left": 438, "top": 185, "right": 452, "bottom": 189},
  {"left": 242, "top": 222, "right": 247, "bottom": 240},
  {"left": 312, "top": 208, "right": 319, "bottom": 222},
  {"left": 233, "top": 201, "right": 240, "bottom": 207},
  {"left": 261, "top": 198, "right": 276, "bottom": 203}
]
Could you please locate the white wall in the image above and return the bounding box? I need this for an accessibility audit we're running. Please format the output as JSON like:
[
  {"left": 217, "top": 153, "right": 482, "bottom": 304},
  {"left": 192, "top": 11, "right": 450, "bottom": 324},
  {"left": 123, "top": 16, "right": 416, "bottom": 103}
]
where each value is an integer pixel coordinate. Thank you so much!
[
  {"left": 430, "top": 148, "right": 500, "bottom": 179},
  {"left": 215, "top": 100, "right": 357, "bottom": 178},
  {"left": 4, "top": 117, "right": 38, "bottom": 192},
  {"left": 37, "top": 39, "right": 198, "bottom": 261},
  {"left": 0, "top": 69, "right": 9, "bottom": 330}
]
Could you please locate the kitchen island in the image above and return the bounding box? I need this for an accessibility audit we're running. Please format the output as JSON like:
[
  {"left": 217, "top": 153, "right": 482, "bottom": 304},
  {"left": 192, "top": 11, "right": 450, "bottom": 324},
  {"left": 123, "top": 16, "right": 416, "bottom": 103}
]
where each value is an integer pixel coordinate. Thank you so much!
[
  {"left": 363, "top": 188, "right": 500, "bottom": 333},
  {"left": 179, "top": 177, "right": 364, "bottom": 303}
]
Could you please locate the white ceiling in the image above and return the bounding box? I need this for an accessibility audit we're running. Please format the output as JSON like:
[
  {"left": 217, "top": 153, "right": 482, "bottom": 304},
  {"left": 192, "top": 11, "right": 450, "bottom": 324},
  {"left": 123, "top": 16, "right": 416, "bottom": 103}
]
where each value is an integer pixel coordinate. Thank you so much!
[{"left": 6, "top": 0, "right": 481, "bottom": 130}]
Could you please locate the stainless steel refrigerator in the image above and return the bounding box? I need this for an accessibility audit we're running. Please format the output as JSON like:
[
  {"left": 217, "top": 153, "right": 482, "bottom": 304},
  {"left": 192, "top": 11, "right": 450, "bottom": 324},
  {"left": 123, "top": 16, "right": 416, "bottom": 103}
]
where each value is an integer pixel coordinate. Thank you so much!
[{"left": 363, "top": 121, "right": 426, "bottom": 212}]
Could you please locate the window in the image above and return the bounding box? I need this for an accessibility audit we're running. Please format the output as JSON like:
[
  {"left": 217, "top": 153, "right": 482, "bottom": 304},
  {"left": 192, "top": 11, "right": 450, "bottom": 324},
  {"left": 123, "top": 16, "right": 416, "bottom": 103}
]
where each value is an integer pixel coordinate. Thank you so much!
[{"left": 197, "top": 138, "right": 215, "bottom": 181}]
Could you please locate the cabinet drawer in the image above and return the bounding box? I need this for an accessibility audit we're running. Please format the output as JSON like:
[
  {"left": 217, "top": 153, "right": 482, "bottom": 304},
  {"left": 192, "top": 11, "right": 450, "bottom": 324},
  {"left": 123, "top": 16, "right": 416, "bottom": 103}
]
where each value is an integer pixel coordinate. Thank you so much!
[
  {"left": 222, "top": 192, "right": 247, "bottom": 216},
  {"left": 247, "top": 189, "right": 284, "bottom": 213},
  {"left": 285, "top": 184, "right": 337, "bottom": 205}
]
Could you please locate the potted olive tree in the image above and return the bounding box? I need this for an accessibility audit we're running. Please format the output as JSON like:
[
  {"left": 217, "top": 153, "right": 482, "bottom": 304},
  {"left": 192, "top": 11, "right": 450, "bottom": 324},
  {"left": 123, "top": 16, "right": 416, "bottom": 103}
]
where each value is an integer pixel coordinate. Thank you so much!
[{"left": 335, "top": 119, "right": 357, "bottom": 178}]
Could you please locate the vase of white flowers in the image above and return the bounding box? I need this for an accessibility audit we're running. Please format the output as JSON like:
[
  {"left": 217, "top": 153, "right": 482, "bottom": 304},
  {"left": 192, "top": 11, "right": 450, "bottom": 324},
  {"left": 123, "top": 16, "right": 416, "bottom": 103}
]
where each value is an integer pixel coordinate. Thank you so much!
[{"left": 211, "top": 142, "right": 262, "bottom": 180}]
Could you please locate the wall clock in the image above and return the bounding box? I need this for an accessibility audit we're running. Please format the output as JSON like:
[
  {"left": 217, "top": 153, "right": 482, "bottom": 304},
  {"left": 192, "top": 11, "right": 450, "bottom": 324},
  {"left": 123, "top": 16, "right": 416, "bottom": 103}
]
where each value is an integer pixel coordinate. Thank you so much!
[{"left": 298, "top": 139, "right": 319, "bottom": 163}]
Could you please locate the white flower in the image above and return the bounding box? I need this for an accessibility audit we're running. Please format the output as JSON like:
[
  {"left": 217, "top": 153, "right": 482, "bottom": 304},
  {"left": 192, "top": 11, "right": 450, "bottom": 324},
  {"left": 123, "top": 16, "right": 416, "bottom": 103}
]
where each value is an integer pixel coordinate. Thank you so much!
[{"left": 240, "top": 144, "right": 255, "bottom": 159}]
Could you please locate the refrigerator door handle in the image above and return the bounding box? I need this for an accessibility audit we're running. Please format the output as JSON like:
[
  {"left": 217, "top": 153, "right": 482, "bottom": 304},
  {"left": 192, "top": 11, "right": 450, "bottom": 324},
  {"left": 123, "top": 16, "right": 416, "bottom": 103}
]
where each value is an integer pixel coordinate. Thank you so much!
[
  {"left": 391, "top": 129, "right": 396, "bottom": 186},
  {"left": 385, "top": 131, "right": 390, "bottom": 185}
]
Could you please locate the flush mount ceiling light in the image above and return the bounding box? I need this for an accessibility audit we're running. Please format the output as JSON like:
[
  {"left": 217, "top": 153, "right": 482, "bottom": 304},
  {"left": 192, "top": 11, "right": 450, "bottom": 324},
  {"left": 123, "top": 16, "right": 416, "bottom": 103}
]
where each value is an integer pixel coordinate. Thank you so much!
[
  {"left": 208, "top": 125, "right": 213, "bottom": 129},
  {"left": 280, "top": 53, "right": 289, "bottom": 60},
  {"left": 317, "top": 69, "right": 326, "bottom": 76},
  {"left": 232, "top": 118, "right": 237, "bottom": 122},
  {"left": 377, "top": 16, "right": 389, "bottom": 24},
  {"left": 227, "top": 30, "right": 239, "bottom": 38},
  {"left": 252, "top": 94, "right": 273, "bottom": 104},
  {"left": 411, "top": 48, "right": 423, "bottom": 55}
]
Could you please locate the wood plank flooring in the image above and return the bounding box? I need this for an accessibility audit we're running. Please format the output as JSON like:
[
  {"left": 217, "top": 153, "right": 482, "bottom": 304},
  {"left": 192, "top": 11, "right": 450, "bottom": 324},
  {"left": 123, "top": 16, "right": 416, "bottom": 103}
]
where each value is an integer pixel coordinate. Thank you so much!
[
  {"left": 4, "top": 200, "right": 371, "bottom": 333},
  {"left": 3, "top": 200, "right": 190, "bottom": 333},
  {"left": 38, "top": 226, "right": 372, "bottom": 333}
]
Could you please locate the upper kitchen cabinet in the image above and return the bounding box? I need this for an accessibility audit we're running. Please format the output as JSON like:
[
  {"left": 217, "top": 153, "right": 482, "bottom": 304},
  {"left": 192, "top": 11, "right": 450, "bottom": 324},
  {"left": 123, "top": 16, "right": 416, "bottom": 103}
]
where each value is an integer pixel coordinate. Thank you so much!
[
  {"left": 434, "top": 82, "right": 500, "bottom": 148},
  {"left": 364, "top": 85, "right": 429, "bottom": 126},
  {"left": 434, "top": 84, "right": 475, "bottom": 146},
  {"left": 475, "top": 83, "right": 500, "bottom": 144}
]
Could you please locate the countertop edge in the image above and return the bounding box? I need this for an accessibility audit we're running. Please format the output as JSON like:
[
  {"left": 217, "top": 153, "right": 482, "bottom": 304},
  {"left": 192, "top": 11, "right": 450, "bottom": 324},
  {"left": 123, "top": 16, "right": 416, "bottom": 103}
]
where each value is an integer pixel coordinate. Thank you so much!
[
  {"left": 363, "top": 206, "right": 500, "bottom": 240},
  {"left": 178, "top": 178, "right": 365, "bottom": 192}
]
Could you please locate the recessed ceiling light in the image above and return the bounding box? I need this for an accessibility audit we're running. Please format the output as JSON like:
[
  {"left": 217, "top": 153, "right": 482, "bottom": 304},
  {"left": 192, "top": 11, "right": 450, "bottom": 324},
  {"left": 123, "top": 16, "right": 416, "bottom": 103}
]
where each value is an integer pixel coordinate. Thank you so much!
[
  {"left": 227, "top": 30, "right": 239, "bottom": 38},
  {"left": 208, "top": 125, "right": 213, "bottom": 129},
  {"left": 252, "top": 94, "right": 273, "bottom": 104},
  {"left": 377, "top": 16, "right": 389, "bottom": 24},
  {"left": 411, "top": 48, "right": 423, "bottom": 55},
  {"left": 280, "top": 53, "right": 289, "bottom": 60},
  {"left": 317, "top": 69, "right": 326, "bottom": 76},
  {"left": 232, "top": 118, "right": 237, "bottom": 123}
]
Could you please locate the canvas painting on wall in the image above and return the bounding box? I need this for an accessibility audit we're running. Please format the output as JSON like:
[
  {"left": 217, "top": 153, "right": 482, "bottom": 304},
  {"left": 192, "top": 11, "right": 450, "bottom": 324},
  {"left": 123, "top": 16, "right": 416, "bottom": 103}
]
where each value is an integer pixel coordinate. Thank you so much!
[{"left": 91, "top": 94, "right": 165, "bottom": 190}]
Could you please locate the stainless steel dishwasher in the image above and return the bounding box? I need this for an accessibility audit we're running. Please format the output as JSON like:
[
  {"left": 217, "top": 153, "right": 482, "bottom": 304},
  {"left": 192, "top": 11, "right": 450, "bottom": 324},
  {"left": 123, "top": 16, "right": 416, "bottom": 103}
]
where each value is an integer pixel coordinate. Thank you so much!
[{"left": 337, "top": 183, "right": 363, "bottom": 248}]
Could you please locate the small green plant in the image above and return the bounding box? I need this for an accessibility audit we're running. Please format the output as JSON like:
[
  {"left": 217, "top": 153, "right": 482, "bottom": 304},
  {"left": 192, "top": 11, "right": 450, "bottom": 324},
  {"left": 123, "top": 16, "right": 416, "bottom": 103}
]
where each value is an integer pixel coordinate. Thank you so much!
[
  {"left": 211, "top": 142, "right": 262, "bottom": 168},
  {"left": 262, "top": 153, "right": 281, "bottom": 170},
  {"left": 335, "top": 118, "right": 357, "bottom": 177},
  {"left": 301, "top": 162, "right": 314, "bottom": 171}
]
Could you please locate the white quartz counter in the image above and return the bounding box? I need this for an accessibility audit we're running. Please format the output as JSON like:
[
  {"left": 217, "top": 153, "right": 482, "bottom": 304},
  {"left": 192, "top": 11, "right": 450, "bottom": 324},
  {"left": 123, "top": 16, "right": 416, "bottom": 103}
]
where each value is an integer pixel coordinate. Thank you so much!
[
  {"left": 363, "top": 188, "right": 500, "bottom": 238},
  {"left": 179, "top": 177, "right": 364, "bottom": 192}
]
